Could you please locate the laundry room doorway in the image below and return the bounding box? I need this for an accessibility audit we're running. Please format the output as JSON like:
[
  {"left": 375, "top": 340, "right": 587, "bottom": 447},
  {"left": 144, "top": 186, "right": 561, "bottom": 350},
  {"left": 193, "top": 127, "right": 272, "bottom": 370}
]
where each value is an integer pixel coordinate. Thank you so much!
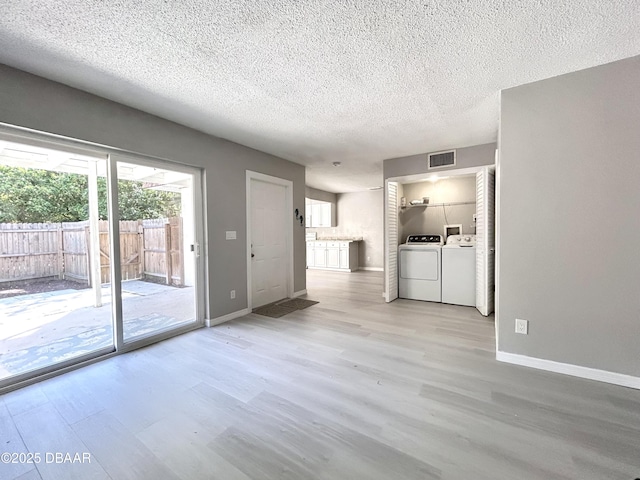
[{"left": 384, "top": 164, "right": 496, "bottom": 316}]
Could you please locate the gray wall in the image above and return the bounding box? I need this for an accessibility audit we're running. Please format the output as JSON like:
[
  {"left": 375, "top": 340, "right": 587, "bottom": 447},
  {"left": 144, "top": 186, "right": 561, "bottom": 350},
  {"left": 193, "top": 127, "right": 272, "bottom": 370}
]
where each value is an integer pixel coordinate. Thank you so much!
[
  {"left": 401, "top": 176, "right": 476, "bottom": 241},
  {"left": 384, "top": 142, "right": 496, "bottom": 179},
  {"left": 499, "top": 55, "right": 640, "bottom": 376},
  {"left": 305, "top": 187, "right": 337, "bottom": 204},
  {"left": 307, "top": 190, "right": 384, "bottom": 269},
  {"left": 0, "top": 64, "right": 306, "bottom": 320}
]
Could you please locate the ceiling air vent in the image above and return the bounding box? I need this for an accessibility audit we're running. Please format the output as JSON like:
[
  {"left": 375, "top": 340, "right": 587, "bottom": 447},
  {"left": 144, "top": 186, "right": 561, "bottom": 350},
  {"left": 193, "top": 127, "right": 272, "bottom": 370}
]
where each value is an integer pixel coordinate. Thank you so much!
[{"left": 428, "top": 150, "right": 456, "bottom": 169}]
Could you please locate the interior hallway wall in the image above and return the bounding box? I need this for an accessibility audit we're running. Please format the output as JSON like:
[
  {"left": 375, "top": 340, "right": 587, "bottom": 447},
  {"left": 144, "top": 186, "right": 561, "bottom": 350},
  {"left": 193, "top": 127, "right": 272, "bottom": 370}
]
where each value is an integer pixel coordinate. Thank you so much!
[{"left": 499, "top": 55, "right": 640, "bottom": 378}]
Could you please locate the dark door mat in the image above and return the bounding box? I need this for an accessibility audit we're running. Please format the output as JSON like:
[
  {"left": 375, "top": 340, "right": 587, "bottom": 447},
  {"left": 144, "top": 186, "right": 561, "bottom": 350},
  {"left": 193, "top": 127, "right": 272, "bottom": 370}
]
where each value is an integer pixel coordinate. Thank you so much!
[
  {"left": 252, "top": 304, "right": 297, "bottom": 318},
  {"left": 253, "top": 298, "right": 319, "bottom": 318},
  {"left": 277, "top": 298, "right": 319, "bottom": 310}
]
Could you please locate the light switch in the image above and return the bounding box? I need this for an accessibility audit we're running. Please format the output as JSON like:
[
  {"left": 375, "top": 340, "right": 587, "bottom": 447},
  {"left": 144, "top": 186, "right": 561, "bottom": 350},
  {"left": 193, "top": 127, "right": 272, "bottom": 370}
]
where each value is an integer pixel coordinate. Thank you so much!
[{"left": 225, "top": 231, "right": 237, "bottom": 240}]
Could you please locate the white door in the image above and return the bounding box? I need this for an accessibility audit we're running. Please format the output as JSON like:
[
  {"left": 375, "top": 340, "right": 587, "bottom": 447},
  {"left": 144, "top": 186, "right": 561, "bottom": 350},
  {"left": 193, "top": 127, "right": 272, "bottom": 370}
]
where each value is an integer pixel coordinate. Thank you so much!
[
  {"left": 384, "top": 181, "right": 399, "bottom": 302},
  {"left": 250, "top": 178, "right": 288, "bottom": 308},
  {"left": 476, "top": 166, "right": 496, "bottom": 316}
]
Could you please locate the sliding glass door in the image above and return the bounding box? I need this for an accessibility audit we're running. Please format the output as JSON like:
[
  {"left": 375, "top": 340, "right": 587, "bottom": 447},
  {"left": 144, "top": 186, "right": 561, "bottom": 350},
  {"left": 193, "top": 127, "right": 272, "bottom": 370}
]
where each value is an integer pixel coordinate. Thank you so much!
[
  {"left": 0, "top": 140, "right": 115, "bottom": 385},
  {"left": 0, "top": 132, "right": 204, "bottom": 391},
  {"left": 114, "top": 158, "right": 200, "bottom": 343}
]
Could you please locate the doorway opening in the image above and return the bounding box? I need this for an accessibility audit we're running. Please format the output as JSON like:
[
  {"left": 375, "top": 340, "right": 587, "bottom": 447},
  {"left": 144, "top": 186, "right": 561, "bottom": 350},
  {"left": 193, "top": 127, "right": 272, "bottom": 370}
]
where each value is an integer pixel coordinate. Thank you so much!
[
  {"left": 384, "top": 165, "right": 495, "bottom": 316},
  {"left": 0, "top": 130, "right": 205, "bottom": 391},
  {"left": 246, "top": 171, "right": 294, "bottom": 310}
]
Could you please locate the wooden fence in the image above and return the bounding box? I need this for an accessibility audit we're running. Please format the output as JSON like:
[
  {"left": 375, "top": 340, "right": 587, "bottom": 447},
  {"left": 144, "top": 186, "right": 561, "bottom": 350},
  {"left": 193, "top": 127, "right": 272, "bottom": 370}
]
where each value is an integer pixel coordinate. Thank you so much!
[{"left": 0, "top": 218, "right": 184, "bottom": 286}]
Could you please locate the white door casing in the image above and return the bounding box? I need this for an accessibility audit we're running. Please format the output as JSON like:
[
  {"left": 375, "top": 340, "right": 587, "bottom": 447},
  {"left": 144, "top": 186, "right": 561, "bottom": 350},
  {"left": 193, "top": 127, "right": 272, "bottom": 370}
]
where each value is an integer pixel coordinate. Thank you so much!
[{"left": 247, "top": 172, "right": 293, "bottom": 309}]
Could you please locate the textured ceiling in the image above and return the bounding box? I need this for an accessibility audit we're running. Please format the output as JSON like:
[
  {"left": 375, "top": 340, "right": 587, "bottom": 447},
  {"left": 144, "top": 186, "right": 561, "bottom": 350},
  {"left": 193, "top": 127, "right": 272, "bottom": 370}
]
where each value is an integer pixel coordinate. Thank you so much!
[{"left": 1, "top": 1, "right": 639, "bottom": 192}]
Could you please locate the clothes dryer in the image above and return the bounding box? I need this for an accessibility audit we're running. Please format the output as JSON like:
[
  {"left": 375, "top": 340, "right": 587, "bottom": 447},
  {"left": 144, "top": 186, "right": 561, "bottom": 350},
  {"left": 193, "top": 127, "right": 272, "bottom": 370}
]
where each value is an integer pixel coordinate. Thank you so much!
[{"left": 398, "top": 234, "right": 443, "bottom": 302}]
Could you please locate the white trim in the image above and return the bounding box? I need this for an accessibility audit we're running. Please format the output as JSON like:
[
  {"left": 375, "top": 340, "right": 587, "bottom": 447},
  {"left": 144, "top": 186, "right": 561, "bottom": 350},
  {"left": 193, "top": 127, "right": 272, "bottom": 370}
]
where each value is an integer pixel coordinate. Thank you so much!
[
  {"left": 361, "top": 267, "right": 384, "bottom": 271},
  {"left": 494, "top": 145, "right": 502, "bottom": 350},
  {"left": 106, "top": 154, "right": 124, "bottom": 349},
  {"left": 206, "top": 308, "right": 251, "bottom": 327},
  {"left": 308, "top": 267, "right": 358, "bottom": 272},
  {"left": 496, "top": 351, "right": 640, "bottom": 390},
  {"left": 246, "top": 171, "right": 294, "bottom": 310},
  {"left": 193, "top": 167, "right": 207, "bottom": 325},
  {"left": 292, "top": 289, "right": 307, "bottom": 298},
  {"left": 87, "top": 160, "right": 102, "bottom": 308}
]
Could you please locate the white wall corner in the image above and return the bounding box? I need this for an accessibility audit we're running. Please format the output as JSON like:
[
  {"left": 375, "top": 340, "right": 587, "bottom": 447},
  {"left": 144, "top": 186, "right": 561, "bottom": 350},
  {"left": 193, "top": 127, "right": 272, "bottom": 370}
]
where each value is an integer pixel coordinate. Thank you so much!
[
  {"left": 206, "top": 308, "right": 251, "bottom": 327},
  {"left": 496, "top": 351, "right": 640, "bottom": 390},
  {"left": 292, "top": 289, "right": 307, "bottom": 298}
]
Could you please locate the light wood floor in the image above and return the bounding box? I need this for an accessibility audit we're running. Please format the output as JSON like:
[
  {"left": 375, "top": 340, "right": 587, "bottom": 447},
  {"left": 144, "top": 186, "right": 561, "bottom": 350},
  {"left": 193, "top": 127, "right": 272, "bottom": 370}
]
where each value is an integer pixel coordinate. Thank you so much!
[{"left": 1, "top": 270, "right": 638, "bottom": 479}]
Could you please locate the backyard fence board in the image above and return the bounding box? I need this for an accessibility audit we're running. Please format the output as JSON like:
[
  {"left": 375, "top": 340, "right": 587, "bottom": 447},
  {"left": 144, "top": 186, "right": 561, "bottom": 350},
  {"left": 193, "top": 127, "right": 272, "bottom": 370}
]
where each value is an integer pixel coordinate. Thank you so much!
[
  {"left": 0, "top": 218, "right": 183, "bottom": 285},
  {"left": 142, "top": 219, "right": 165, "bottom": 281},
  {"left": 118, "top": 220, "right": 142, "bottom": 282},
  {"left": 169, "top": 217, "right": 184, "bottom": 286},
  {"left": 61, "top": 221, "right": 90, "bottom": 284},
  {"left": 0, "top": 223, "right": 59, "bottom": 282}
]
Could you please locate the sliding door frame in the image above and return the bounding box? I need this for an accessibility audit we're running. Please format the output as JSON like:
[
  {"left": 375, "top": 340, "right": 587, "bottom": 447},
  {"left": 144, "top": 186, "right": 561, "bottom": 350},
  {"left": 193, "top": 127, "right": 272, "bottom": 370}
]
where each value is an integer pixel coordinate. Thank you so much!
[
  {"left": 110, "top": 152, "right": 206, "bottom": 351},
  {"left": 0, "top": 123, "right": 206, "bottom": 393}
]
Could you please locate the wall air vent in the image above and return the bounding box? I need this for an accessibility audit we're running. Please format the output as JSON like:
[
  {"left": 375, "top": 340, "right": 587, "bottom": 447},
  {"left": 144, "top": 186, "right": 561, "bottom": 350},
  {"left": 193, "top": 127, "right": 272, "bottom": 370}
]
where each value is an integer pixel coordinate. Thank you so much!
[{"left": 428, "top": 150, "right": 456, "bottom": 169}]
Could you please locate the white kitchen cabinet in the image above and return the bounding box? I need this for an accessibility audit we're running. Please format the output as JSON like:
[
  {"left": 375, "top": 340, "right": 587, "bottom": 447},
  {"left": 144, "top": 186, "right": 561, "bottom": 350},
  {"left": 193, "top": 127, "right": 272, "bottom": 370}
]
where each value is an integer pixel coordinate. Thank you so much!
[
  {"left": 313, "top": 241, "right": 327, "bottom": 267},
  {"left": 339, "top": 247, "right": 349, "bottom": 269},
  {"left": 319, "top": 203, "right": 336, "bottom": 227},
  {"left": 305, "top": 201, "right": 336, "bottom": 227},
  {"left": 306, "top": 242, "right": 314, "bottom": 267},
  {"left": 326, "top": 242, "right": 340, "bottom": 268},
  {"left": 307, "top": 240, "right": 358, "bottom": 272}
]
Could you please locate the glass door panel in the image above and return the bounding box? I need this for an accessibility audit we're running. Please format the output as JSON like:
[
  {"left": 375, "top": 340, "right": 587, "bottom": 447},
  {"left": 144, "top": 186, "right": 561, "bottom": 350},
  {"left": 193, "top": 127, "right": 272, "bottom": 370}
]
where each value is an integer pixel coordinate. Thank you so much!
[
  {"left": 0, "top": 141, "right": 114, "bottom": 384},
  {"left": 115, "top": 160, "right": 198, "bottom": 342}
]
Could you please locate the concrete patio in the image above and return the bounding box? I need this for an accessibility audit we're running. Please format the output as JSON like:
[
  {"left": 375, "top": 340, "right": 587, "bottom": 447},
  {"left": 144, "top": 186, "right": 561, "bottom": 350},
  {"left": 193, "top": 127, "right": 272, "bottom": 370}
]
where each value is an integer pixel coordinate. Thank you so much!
[{"left": 0, "top": 281, "right": 195, "bottom": 380}]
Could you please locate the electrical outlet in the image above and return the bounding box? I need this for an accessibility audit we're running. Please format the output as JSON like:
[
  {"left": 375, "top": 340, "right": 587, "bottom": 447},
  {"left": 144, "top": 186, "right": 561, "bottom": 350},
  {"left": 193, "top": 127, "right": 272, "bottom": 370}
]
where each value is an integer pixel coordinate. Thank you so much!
[
  {"left": 230, "top": 290, "right": 236, "bottom": 299},
  {"left": 515, "top": 318, "right": 528, "bottom": 335}
]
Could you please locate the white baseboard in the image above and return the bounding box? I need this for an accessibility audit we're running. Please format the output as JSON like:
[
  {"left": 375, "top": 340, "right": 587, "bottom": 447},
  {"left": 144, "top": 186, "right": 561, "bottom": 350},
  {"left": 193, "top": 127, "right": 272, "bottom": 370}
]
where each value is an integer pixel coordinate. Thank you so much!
[
  {"left": 307, "top": 267, "right": 357, "bottom": 272},
  {"left": 361, "top": 267, "right": 384, "bottom": 272},
  {"left": 206, "top": 308, "right": 251, "bottom": 327},
  {"left": 496, "top": 351, "right": 640, "bottom": 390},
  {"left": 292, "top": 289, "right": 307, "bottom": 298}
]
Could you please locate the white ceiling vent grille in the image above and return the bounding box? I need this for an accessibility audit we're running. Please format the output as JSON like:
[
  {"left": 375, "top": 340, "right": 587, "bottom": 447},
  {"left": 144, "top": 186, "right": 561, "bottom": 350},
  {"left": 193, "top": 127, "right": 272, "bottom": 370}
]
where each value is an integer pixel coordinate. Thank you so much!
[{"left": 428, "top": 150, "right": 456, "bottom": 169}]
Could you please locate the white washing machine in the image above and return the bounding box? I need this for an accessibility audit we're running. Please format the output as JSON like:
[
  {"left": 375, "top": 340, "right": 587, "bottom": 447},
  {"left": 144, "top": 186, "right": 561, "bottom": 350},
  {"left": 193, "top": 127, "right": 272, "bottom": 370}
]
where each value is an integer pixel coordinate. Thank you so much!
[
  {"left": 398, "top": 234, "right": 443, "bottom": 302},
  {"left": 441, "top": 234, "right": 476, "bottom": 307}
]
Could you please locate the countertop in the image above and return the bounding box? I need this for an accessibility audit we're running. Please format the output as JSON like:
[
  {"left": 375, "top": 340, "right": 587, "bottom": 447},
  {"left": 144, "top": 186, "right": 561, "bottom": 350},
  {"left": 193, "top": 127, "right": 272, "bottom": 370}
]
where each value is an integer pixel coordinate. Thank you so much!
[{"left": 309, "top": 237, "right": 363, "bottom": 242}]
